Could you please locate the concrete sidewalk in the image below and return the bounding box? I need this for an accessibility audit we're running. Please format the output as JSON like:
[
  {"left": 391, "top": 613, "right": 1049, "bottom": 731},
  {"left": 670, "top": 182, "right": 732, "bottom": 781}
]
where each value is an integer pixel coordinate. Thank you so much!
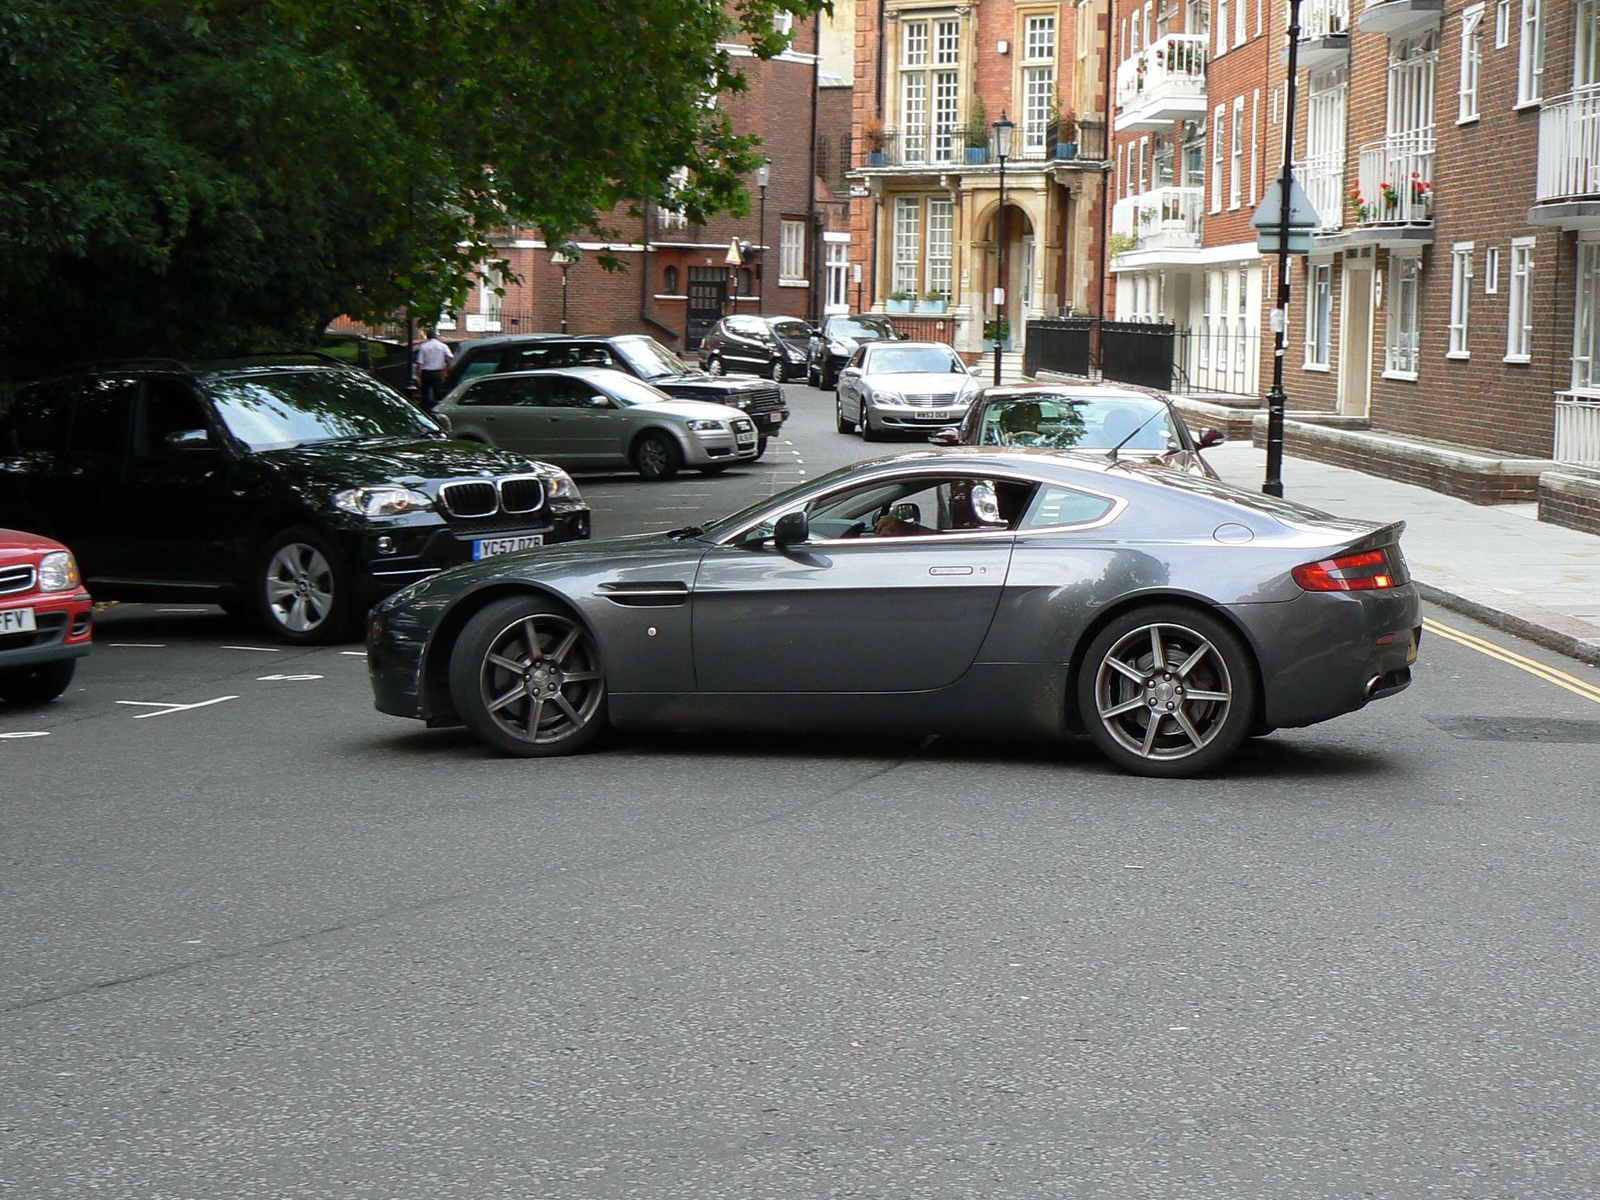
[{"left": 1206, "top": 441, "right": 1600, "bottom": 665}]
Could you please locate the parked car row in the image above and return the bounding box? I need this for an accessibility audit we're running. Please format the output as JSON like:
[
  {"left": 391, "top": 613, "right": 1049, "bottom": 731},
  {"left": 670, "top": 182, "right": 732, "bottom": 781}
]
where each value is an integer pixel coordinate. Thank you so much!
[{"left": 697, "top": 313, "right": 905, "bottom": 390}]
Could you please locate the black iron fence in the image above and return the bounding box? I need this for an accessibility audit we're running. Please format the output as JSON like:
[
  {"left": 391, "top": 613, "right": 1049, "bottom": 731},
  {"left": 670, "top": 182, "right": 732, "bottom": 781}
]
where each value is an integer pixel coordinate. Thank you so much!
[{"left": 1024, "top": 317, "right": 1260, "bottom": 399}]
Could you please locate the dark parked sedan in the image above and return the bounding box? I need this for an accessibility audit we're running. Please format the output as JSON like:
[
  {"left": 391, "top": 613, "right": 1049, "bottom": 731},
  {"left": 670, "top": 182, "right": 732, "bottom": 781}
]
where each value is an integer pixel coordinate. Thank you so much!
[
  {"left": 931, "top": 383, "right": 1224, "bottom": 478},
  {"left": 698, "top": 315, "right": 815, "bottom": 383},
  {"left": 807, "top": 313, "right": 899, "bottom": 389},
  {"left": 368, "top": 449, "right": 1422, "bottom": 777}
]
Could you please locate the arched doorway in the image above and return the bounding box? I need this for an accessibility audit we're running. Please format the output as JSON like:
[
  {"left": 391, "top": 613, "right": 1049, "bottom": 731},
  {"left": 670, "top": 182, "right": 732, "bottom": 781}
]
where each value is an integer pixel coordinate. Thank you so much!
[{"left": 985, "top": 202, "right": 1035, "bottom": 351}]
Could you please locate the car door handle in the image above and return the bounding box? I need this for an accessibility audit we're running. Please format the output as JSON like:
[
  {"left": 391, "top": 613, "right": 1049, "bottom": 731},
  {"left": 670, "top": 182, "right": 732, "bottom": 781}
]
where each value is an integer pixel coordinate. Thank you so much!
[
  {"left": 484, "top": 414, "right": 497, "bottom": 422},
  {"left": 929, "top": 566, "right": 974, "bottom": 576}
]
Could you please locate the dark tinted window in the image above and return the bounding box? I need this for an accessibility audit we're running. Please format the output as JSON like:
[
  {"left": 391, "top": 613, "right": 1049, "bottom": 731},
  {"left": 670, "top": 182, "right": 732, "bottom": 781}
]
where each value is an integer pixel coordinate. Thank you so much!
[
  {"left": 137, "top": 379, "right": 212, "bottom": 456},
  {"left": 459, "top": 376, "right": 544, "bottom": 407},
  {"left": 769, "top": 319, "right": 811, "bottom": 340},
  {"left": 455, "top": 348, "right": 503, "bottom": 383},
  {"left": 68, "top": 378, "right": 137, "bottom": 457}
]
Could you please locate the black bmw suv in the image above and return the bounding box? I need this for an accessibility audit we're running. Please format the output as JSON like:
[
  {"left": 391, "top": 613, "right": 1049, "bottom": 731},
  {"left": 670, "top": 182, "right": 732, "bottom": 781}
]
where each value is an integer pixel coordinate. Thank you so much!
[
  {"left": 0, "top": 359, "right": 591, "bottom": 643},
  {"left": 445, "top": 334, "right": 787, "bottom": 456}
]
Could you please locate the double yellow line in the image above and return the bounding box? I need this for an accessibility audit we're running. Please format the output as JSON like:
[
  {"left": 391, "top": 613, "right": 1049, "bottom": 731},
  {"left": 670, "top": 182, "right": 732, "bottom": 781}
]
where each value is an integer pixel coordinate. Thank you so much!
[{"left": 1423, "top": 617, "right": 1600, "bottom": 706}]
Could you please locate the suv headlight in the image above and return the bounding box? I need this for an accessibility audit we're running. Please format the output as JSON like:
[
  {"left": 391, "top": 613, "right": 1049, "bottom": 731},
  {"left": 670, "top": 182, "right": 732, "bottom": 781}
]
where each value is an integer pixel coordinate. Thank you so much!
[
  {"left": 332, "top": 486, "right": 434, "bottom": 517},
  {"left": 534, "top": 464, "right": 582, "bottom": 501},
  {"left": 37, "top": 550, "right": 80, "bottom": 592}
]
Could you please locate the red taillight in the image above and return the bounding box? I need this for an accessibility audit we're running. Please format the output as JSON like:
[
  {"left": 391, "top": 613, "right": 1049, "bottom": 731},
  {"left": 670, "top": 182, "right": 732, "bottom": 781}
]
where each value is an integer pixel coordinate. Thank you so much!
[{"left": 1292, "top": 549, "right": 1396, "bottom": 592}]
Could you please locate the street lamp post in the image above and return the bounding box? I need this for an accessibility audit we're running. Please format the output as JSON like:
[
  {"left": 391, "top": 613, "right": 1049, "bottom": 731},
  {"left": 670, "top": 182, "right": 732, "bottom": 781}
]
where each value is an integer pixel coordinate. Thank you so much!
[
  {"left": 1263, "top": 0, "right": 1305, "bottom": 498},
  {"left": 551, "top": 249, "right": 576, "bottom": 333},
  {"left": 756, "top": 164, "right": 769, "bottom": 313},
  {"left": 992, "top": 112, "right": 1015, "bottom": 388}
]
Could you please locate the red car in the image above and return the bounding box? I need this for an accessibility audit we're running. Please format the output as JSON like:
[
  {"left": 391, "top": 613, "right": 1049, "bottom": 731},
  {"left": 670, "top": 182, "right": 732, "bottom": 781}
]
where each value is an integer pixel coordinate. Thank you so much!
[{"left": 0, "top": 529, "right": 93, "bottom": 705}]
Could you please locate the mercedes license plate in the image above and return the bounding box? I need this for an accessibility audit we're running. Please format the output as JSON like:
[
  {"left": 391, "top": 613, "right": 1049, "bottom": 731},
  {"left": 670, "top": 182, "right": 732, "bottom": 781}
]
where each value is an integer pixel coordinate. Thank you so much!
[
  {"left": 0, "top": 607, "right": 37, "bottom": 634},
  {"left": 472, "top": 535, "right": 544, "bottom": 560},
  {"left": 916, "top": 411, "right": 949, "bottom": 421}
]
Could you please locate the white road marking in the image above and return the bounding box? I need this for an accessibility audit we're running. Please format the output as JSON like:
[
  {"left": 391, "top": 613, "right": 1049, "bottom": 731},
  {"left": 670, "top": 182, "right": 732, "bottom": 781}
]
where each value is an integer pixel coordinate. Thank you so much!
[
  {"left": 221, "top": 645, "right": 280, "bottom": 653},
  {"left": 117, "top": 696, "right": 239, "bottom": 719},
  {"left": 340, "top": 651, "right": 367, "bottom": 657},
  {"left": 157, "top": 607, "right": 209, "bottom": 613},
  {"left": 0, "top": 731, "right": 50, "bottom": 740},
  {"left": 256, "top": 674, "right": 324, "bottom": 682},
  {"left": 110, "top": 643, "right": 166, "bottom": 649}
]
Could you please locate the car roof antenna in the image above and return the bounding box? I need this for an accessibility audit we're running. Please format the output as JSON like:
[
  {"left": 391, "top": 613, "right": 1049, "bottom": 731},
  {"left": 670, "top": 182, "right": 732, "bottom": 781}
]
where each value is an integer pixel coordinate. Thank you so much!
[{"left": 1106, "top": 407, "right": 1165, "bottom": 463}]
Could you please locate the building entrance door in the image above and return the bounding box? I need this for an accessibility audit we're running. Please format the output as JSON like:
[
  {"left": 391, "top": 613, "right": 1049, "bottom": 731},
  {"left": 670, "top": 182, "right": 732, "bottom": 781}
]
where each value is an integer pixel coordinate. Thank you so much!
[
  {"left": 686, "top": 267, "right": 727, "bottom": 351},
  {"left": 1339, "top": 259, "right": 1374, "bottom": 418}
]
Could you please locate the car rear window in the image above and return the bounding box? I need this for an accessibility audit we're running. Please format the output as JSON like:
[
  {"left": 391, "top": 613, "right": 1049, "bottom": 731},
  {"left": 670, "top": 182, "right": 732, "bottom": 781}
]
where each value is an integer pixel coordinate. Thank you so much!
[{"left": 1020, "top": 485, "right": 1117, "bottom": 529}]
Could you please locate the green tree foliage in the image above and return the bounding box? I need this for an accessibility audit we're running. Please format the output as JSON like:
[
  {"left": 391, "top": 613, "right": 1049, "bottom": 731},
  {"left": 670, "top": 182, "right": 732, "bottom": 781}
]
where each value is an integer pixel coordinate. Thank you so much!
[{"left": 0, "top": 0, "right": 821, "bottom": 374}]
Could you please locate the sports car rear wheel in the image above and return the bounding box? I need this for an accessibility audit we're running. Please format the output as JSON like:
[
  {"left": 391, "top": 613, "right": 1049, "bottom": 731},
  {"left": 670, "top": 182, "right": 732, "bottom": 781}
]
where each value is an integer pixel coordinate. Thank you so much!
[
  {"left": 1078, "top": 605, "right": 1256, "bottom": 778},
  {"left": 449, "top": 596, "right": 608, "bottom": 757}
]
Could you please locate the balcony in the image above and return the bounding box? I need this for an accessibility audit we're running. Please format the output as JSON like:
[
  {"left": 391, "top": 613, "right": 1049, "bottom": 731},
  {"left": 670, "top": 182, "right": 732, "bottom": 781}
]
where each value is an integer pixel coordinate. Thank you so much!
[
  {"left": 1115, "top": 34, "right": 1208, "bottom": 133},
  {"left": 1357, "top": 0, "right": 1442, "bottom": 36},
  {"left": 1111, "top": 186, "right": 1205, "bottom": 263},
  {"left": 1343, "top": 132, "right": 1434, "bottom": 243},
  {"left": 855, "top": 127, "right": 1107, "bottom": 173},
  {"left": 1287, "top": 0, "right": 1350, "bottom": 69},
  {"left": 1529, "top": 91, "right": 1600, "bottom": 229},
  {"left": 1299, "top": 152, "right": 1345, "bottom": 231}
]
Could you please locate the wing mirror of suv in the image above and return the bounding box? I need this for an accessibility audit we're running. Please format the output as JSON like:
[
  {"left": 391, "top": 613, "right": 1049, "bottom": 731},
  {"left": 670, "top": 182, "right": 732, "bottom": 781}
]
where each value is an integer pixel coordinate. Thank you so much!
[
  {"left": 772, "top": 511, "right": 809, "bottom": 547},
  {"left": 928, "top": 427, "right": 961, "bottom": 446},
  {"left": 1196, "top": 427, "right": 1226, "bottom": 449},
  {"left": 164, "top": 428, "right": 215, "bottom": 452}
]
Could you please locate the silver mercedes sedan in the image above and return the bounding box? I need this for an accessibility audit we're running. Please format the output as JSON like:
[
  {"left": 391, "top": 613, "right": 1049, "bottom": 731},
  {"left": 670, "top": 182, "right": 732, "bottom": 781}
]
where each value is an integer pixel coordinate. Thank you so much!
[
  {"left": 835, "top": 341, "right": 980, "bottom": 440},
  {"left": 368, "top": 449, "right": 1423, "bottom": 778},
  {"left": 436, "top": 367, "right": 758, "bottom": 480}
]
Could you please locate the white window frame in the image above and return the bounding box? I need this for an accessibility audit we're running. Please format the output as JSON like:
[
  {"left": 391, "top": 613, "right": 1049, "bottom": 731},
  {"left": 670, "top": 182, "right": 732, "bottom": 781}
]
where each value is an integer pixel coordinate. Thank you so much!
[
  {"left": 1571, "top": 237, "right": 1600, "bottom": 392},
  {"left": 1216, "top": 0, "right": 1230, "bottom": 55},
  {"left": 1496, "top": 0, "right": 1511, "bottom": 47},
  {"left": 824, "top": 237, "right": 851, "bottom": 312},
  {"left": 780, "top": 219, "right": 807, "bottom": 284},
  {"left": 892, "top": 196, "right": 921, "bottom": 298},
  {"left": 1305, "top": 261, "right": 1333, "bottom": 369},
  {"left": 1235, "top": 263, "right": 1249, "bottom": 375},
  {"left": 1250, "top": 89, "right": 1260, "bottom": 203},
  {"left": 1576, "top": 0, "right": 1600, "bottom": 88},
  {"left": 926, "top": 198, "right": 954, "bottom": 299},
  {"left": 1485, "top": 244, "right": 1501, "bottom": 292},
  {"left": 1506, "top": 237, "right": 1535, "bottom": 361},
  {"left": 1211, "top": 105, "right": 1225, "bottom": 211},
  {"left": 1200, "top": 269, "right": 1213, "bottom": 367},
  {"left": 1459, "top": 4, "right": 1484, "bottom": 123},
  {"left": 480, "top": 263, "right": 503, "bottom": 327},
  {"left": 1235, "top": 0, "right": 1247, "bottom": 47},
  {"left": 1448, "top": 242, "right": 1474, "bottom": 358},
  {"left": 1384, "top": 252, "right": 1423, "bottom": 379},
  {"left": 935, "top": 17, "right": 960, "bottom": 63},
  {"left": 1229, "top": 96, "right": 1244, "bottom": 208},
  {"left": 1517, "top": 0, "right": 1544, "bottom": 107}
]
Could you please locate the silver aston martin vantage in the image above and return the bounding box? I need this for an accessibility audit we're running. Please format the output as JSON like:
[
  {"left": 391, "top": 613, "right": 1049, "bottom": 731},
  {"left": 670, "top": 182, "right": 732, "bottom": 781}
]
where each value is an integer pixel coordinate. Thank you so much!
[{"left": 367, "top": 449, "right": 1422, "bottom": 777}]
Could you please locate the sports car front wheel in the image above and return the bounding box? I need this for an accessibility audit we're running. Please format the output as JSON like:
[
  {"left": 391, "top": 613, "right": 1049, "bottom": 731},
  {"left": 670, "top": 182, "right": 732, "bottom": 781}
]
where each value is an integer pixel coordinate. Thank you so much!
[
  {"left": 448, "top": 596, "right": 608, "bottom": 757},
  {"left": 1077, "top": 605, "right": 1257, "bottom": 778}
]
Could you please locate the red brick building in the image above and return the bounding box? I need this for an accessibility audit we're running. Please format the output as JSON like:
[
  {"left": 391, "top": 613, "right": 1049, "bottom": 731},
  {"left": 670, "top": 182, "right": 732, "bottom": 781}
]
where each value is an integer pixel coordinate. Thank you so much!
[
  {"left": 847, "top": 0, "right": 1113, "bottom": 361},
  {"left": 442, "top": 12, "right": 852, "bottom": 354}
]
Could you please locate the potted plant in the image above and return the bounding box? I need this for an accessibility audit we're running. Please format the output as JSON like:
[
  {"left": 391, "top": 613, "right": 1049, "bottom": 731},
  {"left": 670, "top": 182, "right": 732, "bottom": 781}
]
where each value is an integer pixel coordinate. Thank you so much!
[
  {"left": 1109, "top": 231, "right": 1138, "bottom": 257},
  {"left": 886, "top": 289, "right": 914, "bottom": 313},
  {"left": 1350, "top": 186, "right": 1374, "bottom": 223},
  {"left": 920, "top": 288, "right": 947, "bottom": 314},
  {"left": 864, "top": 121, "right": 887, "bottom": 166},
  {"left": 983, "top": 314, "right": 1010, "bottom": 348},
  {"left": 964, "top": 97, "right": 989, "bottom": 164},
  {"left": 1053, "top": 106, "right": 1079, "bottom": 160}
]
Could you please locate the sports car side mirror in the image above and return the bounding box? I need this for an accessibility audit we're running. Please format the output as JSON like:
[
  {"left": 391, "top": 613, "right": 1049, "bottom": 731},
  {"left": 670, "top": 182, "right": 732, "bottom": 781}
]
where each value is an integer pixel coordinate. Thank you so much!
[
  {"left": 773, "top": 511, "right": 809, "bottom": 547},
  {"left": 928, "top": 427, "right": 961, "bottom": 446},
  {"left": 1197, "top": 427, "right": 1225, "bottom": 448}
]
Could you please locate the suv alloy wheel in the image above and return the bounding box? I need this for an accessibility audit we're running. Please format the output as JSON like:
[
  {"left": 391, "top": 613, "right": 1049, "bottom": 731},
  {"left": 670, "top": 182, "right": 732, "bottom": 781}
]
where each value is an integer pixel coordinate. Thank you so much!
[{"left": 258, "top": 527, "right": 355, "bottom": 644}]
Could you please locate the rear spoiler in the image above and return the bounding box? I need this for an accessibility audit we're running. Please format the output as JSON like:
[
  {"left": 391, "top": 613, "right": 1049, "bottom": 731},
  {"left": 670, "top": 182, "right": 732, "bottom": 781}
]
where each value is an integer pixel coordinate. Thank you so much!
[{"left": 1335, "top": 520, "right": 1406, "bottom": 557}]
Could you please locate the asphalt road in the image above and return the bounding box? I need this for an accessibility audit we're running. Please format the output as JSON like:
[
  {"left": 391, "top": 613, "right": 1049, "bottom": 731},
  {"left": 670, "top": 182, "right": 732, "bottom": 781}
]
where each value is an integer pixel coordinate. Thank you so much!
[{"left": 4, "top": 381, "right": 1600, "bottom": 1198}]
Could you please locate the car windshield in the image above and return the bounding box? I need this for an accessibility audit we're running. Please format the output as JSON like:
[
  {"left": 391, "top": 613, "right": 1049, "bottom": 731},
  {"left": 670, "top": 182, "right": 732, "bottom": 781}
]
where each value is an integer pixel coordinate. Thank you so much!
[
  {"left": 866, "top": 345, "right": 966, "bottom": 375},
  {"left": 829, "top": 316, "right": 895, "bottom": 340},
  {"left": 591, "top": 374, "right": 677, "bottom": 407},
  {"left": 207, "top": 370, "right": 442, "bottom": 451},
  {"left": 613, "top": 337, "right": 691, "bottom": 381},
  {"left": 769, "top": 319, "right": 812, "bottom": 340},
  {"left": 977, "top": 393, "right": 1184, "bottom": 453}
]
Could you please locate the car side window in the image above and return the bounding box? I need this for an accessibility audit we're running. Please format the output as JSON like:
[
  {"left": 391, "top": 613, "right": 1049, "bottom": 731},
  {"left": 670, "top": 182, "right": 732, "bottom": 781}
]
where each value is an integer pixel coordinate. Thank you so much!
[
  {"left": 2, "top": 382, "right": 72, "bottom": 454},
  {"left": 67, "top": 378, "right": 137, "bottom": 459},
  {"left": 538, "top": 377, "right": 586, "bottom": 409},
  {"left": 460, "top": 377, "right": 536, "bottom": 407},
  {"left": 572, "top": 344, "right": 616, "bottom": 368},
  {"left": 847, "top": 347, "right": 866, "bottom": 369},
  {"left": 457, "top": 351, "right": 502, "bottom": 383},
  {"left": 1020, "top": 484, "right": 1117, "bottom": 530},
  {"left": 742, "top": 475, "right": 1038, "bottom": 543},
  {"left": 136, "top": 379, "right": 213, "bottom": 457}
]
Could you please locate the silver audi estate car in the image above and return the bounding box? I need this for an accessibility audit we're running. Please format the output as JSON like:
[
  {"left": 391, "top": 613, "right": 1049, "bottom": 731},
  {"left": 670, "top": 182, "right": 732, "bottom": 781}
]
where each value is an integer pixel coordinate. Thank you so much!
[
  {"left": 437, "top": 367, "right": 759, "bottom": 480},
  {"left": 368, "top": 449, "right": 1423, "bottom": 778},
  {"left": 835, "top": 341, "right": 980, "bottom": 440}
]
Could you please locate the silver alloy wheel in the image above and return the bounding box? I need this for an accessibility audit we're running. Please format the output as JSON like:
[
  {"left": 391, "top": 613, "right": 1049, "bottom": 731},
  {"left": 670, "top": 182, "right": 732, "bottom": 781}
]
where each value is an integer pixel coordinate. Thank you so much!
[
  {"left": 637, "top": 437, "right": 669, "bottom": 477},
  {"left": 1093, "top": 622, "right": 1233, "bottom": 762},
  {"left": 708, "top": 356, "right": 725, "bottom": 376},
  {"left": 478, "top": 612, "right": 604, "bottom": 745},
  {"left": 771, "top": 359, "right": 785, "bottom": 382},
  {"left": 265, "top": 543, "right": 335, "bottom": 633}
]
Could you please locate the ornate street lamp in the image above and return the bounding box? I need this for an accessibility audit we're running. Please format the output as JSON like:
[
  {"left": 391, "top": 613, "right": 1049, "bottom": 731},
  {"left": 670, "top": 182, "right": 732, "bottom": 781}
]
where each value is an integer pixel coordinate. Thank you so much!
[
  {"left": 550, "top": 247, "right": 578, "bottom": 333},
  {"left": 755, "top": 163, "right": 770, "bottom": 313},
  {"left": 992, "top": 111, "right": 1015, "bottom": 387}
]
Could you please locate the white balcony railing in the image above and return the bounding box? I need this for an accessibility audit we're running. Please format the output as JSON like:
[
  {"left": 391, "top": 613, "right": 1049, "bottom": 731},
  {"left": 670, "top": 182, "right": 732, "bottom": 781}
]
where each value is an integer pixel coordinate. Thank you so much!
[
  {"left": 1301, "top": 0, "right": 1350, "bottom": 38},
  {"left": 1112, "top": 186, "right": 1204, "bottom": 253},
  {"left": 1299, "top": 151, "right": 1345, "bottom": 230},
  {"left": 1115, "top": 33, "right": 1209, "bottom": 113},
  {"left": 1355, "top": 132, "right": 1434, "bottom": 225},
  {"left": 1536, "top": 91, "right": 1600, "bottom": 202},
  {"left": 1555, "top": 394, "right": 1600, "bottom": 465}
]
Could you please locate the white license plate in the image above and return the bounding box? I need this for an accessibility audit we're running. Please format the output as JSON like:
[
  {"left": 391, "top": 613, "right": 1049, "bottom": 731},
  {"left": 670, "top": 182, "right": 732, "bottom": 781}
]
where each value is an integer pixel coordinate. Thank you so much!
[
  {"left": 915, "top": 411, "right": 950, "bottom": 421},
  {"left": 0, "top": 607, "right": 37, "bottom": 634},
  {"left": 472, "top": 535, "right": 544, "bottom": 559},
  {"left": 737, "top": 434, "right": 757, "bottom": 445}
]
